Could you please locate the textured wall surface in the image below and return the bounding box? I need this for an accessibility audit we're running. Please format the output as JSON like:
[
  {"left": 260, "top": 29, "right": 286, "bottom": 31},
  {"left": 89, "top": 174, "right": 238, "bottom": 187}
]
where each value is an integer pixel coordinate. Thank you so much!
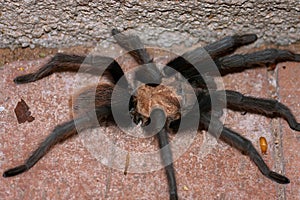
[{"left": 0, "top": 0, "right": 299, "bottom": 49}]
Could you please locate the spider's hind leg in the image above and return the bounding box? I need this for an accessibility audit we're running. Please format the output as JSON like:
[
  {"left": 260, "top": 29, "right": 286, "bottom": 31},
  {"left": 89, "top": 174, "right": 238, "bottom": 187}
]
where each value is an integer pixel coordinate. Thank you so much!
[
  {"left": 3, "top": 106, "right": 112, "bottom": 177},
  {"left": 220, "top": 125, "right": 290, "bottom": 184},
  {"left": 3, "top": 119, "right": 77, "bottom": 177},
  {"left": 200, "top": 113, "right": 290, "bottom": 184}
]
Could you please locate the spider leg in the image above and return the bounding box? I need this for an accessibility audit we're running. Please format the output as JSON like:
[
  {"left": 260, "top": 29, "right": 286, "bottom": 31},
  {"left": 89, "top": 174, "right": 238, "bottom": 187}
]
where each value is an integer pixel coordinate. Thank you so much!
[
  {"left": 200, "top": 113, "right": 290, "bottom": 184},
  {"left": 112, "top": 29, "right": 161, "bottom": 85},
  {"left": 164, "top": 36, "right": 300, "bottom": 79},
  {"left": 157, "top": 128, "right": 178, "bottom": 200},
  {"left": 14, "top": 53, "right": 127, "bottom": 86},
  {"left": 112, "top": 29, "right": 153, "bottom": 65},
  {"left": 216, "top": 49, "right": 300, "bottom": 75},
  {"left": 204, "top": 34, "right": 258, "bottom": 58},
  {"left": 3, "top": 106, "right": 112, "bottom": 177},
  {"left": 149, "top": 109, "right": 178, "bottom": 200},
  {"left": 163, "top": 34, "right": 257, "bottom": 77},
  {"left": 215, "top": 90, "right": 300, "bottom": 131}
]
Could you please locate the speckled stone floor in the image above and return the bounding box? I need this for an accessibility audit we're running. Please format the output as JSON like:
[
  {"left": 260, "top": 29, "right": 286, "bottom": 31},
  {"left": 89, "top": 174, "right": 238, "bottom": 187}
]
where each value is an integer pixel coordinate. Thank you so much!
[{"left": 1, "top": 44, "right": 300, "bottom": 199}]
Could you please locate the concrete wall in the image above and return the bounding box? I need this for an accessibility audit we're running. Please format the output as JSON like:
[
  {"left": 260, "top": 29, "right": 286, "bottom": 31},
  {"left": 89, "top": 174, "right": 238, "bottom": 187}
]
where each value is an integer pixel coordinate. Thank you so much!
[{"left": 0, "top": 0, "right": 299, "bottom": 49}]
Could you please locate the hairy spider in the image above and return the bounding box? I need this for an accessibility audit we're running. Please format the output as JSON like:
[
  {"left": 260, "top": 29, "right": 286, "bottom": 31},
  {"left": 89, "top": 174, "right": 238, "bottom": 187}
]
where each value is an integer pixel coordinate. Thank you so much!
[{"left": 3, "top": 29, "right": 300, "bottom": 200}]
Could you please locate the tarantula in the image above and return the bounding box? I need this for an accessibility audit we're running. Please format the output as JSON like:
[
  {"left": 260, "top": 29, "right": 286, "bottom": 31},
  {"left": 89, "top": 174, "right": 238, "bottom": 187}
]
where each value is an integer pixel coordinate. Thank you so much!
[{"left": 3, "top": 29, "right": 300, "bottom": 200}]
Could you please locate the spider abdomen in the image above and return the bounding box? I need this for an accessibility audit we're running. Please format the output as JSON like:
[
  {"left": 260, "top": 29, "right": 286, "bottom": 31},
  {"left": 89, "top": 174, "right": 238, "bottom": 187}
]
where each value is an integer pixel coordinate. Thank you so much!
[{"left": 71, "top": 84, "right": 113, "bottom": 116}]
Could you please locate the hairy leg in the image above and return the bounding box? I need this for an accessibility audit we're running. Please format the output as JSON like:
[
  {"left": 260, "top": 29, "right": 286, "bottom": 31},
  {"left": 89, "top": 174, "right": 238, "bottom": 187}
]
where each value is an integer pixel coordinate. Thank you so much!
[
  {"left": 164, "top": 35, "right": 300, "bottom": 80},
  {"left": 200, "top": 113, "right": 290, "bottom": 184},
  {"left": 112, "top": 29, "right": 162, "bottom": 85},
  {"left": 214, "top": 90, "right": 300, "bottom": 131},
  {"left": 3, "top": 106, "right": 112, "bottom": 177},
  {"left": 216, "top": 49, "right": 300, "bottom": 75},
  {"left": 204, "top": 34, "right": 258, "bottom": 58},
  {"left": 14, "top": 53, "right": 127, "bottom": 86},
  {"left": 112, "top": 29, "right": 153, "bottom": 65},
  {"left": 163, "top": 34, "right": 257, "bottom": 77},
  {"left": 149, "top": 109, "right": 178, "bottom": 200}
]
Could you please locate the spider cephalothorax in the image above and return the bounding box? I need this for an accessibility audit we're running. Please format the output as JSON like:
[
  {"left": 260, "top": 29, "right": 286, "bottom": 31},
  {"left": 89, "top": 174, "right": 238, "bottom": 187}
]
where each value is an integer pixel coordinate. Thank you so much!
[
  {"left": 133, "top": 85, "right": 181, "bottom": 121},
  {"left": 131, "top": 78, "right": 197, "bottom": 128},
  {"left": 3, "top": 29, "right": 300, "bottom": 200}
]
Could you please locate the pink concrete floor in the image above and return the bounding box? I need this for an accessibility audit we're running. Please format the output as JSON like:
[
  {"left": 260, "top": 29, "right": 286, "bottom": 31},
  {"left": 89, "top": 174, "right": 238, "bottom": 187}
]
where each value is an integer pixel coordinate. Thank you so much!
[{"left": 1, "top": 45, "right": 300, "bottom": 200}]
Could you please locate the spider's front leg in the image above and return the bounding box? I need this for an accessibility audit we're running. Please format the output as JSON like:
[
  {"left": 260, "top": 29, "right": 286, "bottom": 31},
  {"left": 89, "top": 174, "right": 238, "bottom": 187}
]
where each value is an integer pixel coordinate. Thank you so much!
[
  {"left": 14, "top": 53, "right": 127, "bottom": 86},
  {"left": 112, "top": 28, "right": 162, "bottom": 85},
  {"left": 215, "top": 48, "right": 300, "bottom": 75},
  {"left": 149, "top": 109, "right": 178, "bottom": 200},
  {"left": 200, "top": 113, "right": 290, "bottom": 184},
  {"left": 164, "top": 34, "right": 300, "bottom": 80},
  {"left": 164, "top": 34, "right": 258, "bottom": 78}
]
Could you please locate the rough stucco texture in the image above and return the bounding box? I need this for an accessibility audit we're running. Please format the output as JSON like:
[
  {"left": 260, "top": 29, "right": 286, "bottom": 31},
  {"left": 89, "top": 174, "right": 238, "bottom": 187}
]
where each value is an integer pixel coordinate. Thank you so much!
[{"left": 0, "top": 0, "right": 299, "bottom": 49}]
